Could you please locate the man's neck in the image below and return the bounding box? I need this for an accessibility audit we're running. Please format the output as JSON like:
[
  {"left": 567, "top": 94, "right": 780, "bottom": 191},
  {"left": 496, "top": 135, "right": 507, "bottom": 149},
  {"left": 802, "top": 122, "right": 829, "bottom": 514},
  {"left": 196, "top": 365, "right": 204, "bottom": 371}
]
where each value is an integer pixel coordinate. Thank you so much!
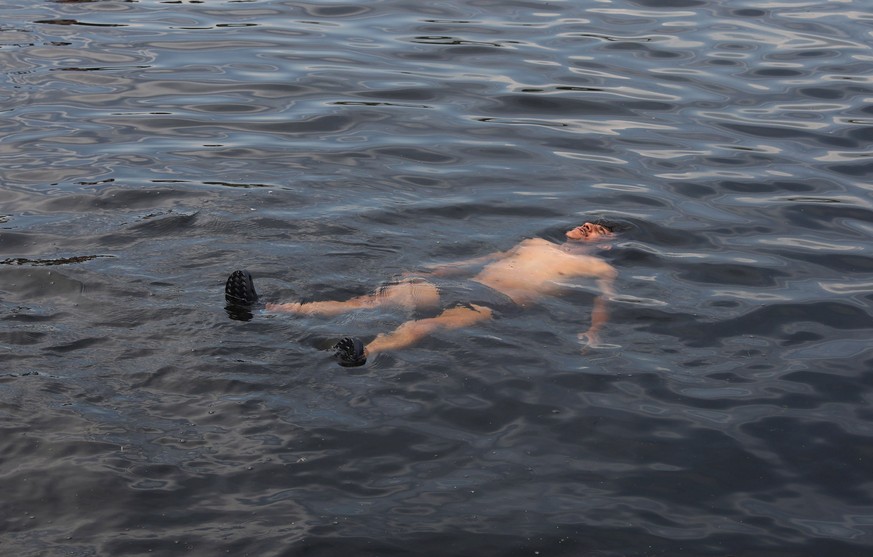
[
  {"left": 562, "top": 240, "right": 611, "bottom": 255},
  {"left": 561, "top": 241, "right": 591, "bottom": 254}
]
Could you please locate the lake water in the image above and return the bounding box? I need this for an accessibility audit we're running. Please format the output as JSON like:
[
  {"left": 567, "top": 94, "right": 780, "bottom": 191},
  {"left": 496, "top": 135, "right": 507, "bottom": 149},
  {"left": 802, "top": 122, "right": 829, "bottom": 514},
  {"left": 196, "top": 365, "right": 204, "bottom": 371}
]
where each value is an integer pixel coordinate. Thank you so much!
[{"left": 2, "top": 0, "right": 872, "bottom": 555}]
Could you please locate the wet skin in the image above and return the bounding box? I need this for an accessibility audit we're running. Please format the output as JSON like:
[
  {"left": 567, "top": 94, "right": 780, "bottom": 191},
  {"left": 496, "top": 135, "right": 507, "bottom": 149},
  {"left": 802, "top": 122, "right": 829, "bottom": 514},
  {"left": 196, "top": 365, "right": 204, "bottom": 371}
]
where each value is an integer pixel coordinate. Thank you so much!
[{"left": 267, "top": 222, "right": 617, "bottom": 357}]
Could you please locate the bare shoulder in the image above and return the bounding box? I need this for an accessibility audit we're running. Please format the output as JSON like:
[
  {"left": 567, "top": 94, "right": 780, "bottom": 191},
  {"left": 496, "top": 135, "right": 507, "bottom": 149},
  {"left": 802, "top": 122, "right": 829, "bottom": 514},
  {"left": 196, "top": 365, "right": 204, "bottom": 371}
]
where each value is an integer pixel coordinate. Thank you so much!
[
  {"left": 513, "top": 237, "right": 555, "bottom": 250},
  {"left": 497, "top": 237, "right": 555, "bottom": 259},
  {"left": 566, "top": 251, "right": 617, "bottom": 278}
]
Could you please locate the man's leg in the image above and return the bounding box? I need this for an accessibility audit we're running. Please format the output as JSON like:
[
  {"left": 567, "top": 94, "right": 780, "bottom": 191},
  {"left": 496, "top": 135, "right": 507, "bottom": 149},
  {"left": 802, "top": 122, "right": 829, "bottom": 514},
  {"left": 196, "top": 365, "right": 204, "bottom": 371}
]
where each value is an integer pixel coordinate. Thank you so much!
[
  {"left": 364, "top": 304, "right": 493, "bottom": 356},
  {"left": 267, "top": 279, "right": 440, "bottom": 316}
]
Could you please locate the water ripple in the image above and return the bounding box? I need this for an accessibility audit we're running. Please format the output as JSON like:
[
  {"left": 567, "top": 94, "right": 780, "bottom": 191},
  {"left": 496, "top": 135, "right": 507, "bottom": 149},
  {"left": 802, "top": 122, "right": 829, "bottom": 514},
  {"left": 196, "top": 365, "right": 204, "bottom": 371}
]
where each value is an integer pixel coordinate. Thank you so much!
[{"left": 3, "top": 0, "right": 873, "bottom": 555}]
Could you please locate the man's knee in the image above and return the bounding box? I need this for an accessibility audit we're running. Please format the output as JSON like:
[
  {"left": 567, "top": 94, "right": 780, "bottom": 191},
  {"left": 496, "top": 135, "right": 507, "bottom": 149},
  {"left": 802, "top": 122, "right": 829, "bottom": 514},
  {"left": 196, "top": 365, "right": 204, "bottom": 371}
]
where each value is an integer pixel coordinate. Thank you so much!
[
  {"left": 468, "top": 303, "right": 493, "bottom": 319},
  {"left": 442, "top": 304, "right": 493, "bottom": 327}
]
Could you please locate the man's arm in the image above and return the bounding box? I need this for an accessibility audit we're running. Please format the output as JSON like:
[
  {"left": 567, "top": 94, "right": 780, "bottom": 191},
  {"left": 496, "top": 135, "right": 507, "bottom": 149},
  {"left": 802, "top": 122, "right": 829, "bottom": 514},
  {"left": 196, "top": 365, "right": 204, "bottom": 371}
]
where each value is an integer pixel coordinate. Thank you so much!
[{"left": 578, "top": 268, "right": 616, "bottom": 347}]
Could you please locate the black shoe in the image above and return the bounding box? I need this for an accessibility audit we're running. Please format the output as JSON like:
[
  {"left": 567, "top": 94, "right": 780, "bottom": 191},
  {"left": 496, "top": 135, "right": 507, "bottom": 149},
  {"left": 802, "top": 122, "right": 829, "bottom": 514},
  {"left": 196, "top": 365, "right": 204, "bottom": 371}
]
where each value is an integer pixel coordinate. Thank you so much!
[
  {"left": 226, "top": 270, "right": 258, "bottom": 305},
  {"left": 333, "top": 337, "right": 367, "bottom": 367},
  {"left": 225, "top": 270, "right": 259, "bottom": 321}
]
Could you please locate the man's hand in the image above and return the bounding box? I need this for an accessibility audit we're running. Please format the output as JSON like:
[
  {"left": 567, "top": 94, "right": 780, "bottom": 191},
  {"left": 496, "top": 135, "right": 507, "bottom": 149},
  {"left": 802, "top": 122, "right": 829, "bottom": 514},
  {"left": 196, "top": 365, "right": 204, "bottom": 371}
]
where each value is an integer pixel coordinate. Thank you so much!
[{"left": 578, "top": 330, "right": 600, "bottom": 351}]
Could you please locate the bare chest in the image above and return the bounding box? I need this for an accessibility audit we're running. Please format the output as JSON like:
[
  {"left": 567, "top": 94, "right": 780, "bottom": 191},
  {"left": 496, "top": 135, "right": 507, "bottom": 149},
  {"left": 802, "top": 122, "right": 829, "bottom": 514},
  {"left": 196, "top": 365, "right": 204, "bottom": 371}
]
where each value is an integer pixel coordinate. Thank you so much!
[{"left": 477, "top": 241, "right": 608, "bottom": 288}]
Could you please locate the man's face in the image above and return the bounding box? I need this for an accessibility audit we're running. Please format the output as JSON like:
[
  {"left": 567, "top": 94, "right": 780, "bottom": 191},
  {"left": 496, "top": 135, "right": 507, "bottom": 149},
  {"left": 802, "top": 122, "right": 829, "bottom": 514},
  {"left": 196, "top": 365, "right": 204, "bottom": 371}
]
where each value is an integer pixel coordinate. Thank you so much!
[{"left": 566, "top": 222, "right": 612, "bottom": 241}]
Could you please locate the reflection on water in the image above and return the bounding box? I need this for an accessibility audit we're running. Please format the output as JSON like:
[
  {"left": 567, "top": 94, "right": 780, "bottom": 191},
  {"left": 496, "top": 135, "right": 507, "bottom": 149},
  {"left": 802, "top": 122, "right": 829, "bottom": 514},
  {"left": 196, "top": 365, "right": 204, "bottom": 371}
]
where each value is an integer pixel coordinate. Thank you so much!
[{"left": 2, "top": 0, "right": 872, "bottom": 555}]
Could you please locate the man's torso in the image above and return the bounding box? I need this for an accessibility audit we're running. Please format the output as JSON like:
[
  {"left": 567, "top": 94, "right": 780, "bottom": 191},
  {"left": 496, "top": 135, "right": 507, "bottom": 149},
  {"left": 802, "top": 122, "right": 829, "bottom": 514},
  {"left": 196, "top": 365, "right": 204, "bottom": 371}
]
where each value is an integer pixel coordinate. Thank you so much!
[{"left": 472, "top": 238, "right": 614, "bottom": 304}]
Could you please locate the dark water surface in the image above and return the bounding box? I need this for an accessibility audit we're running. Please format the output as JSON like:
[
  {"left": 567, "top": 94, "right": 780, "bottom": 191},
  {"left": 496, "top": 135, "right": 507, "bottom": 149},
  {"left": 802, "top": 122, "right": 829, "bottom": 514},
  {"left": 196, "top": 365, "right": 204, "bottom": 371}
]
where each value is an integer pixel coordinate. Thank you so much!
[{"left": 2, "top": 0, "right": 873, "bottom": 555}]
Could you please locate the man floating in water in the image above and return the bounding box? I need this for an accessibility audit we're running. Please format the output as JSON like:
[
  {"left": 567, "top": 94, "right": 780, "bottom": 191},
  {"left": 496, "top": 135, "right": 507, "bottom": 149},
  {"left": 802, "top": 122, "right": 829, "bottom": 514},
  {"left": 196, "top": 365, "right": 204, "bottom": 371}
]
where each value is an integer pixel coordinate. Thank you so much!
[{"left": 225, "top": 221, "right": 617, "bottom": 366}]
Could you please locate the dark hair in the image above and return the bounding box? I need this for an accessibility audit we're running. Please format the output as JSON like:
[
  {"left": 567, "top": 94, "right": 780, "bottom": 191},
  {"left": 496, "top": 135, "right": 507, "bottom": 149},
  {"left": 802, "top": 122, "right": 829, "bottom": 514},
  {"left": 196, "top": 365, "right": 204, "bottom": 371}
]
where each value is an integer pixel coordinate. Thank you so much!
[{"left": 590, "top": 218, "right": 633, "bottom": 233}]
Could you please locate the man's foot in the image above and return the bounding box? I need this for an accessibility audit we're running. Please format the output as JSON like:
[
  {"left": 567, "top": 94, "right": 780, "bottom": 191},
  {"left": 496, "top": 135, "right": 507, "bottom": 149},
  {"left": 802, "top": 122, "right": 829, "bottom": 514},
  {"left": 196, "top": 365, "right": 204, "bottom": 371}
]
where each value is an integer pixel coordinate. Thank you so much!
[
  {"left": 226, "top": 270, "right": 259, "bottom": 305},
  {"left": 225, "top": 270, "right": 259, "bottom": 321},
  {"left": 333, "top": 337, "right": 367, "bottom": 367}
]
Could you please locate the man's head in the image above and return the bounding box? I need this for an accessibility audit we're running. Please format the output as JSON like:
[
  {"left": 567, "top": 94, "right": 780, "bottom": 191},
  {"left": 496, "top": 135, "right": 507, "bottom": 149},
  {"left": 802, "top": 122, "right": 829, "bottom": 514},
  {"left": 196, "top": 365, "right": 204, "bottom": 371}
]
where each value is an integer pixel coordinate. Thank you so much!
[{"left": 565, "top": 222, "right": 613, "bottom": 242}]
